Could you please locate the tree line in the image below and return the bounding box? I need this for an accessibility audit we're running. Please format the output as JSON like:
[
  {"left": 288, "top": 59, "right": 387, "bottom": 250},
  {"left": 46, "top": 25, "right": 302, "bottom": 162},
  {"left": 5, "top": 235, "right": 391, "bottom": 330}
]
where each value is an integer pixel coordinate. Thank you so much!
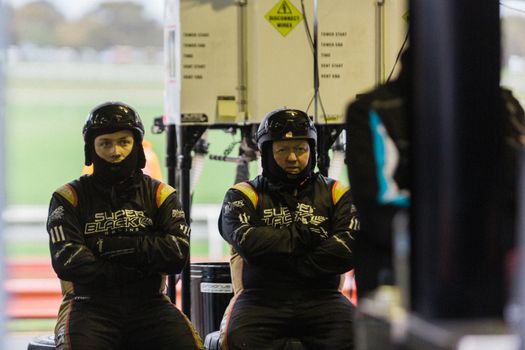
[
  {"left": 5, "top": 0, "right": 525, "bottom": 63},
  {"left": 5, "top": 0, "right": 163, "bottom": 50}
]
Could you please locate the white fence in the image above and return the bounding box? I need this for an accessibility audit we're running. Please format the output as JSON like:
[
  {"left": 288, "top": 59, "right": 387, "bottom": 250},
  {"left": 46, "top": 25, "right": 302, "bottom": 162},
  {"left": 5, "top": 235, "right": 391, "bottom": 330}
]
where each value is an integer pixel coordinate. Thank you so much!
[{"left": 2, "top": 204, "right": 225, "bottom": 260}]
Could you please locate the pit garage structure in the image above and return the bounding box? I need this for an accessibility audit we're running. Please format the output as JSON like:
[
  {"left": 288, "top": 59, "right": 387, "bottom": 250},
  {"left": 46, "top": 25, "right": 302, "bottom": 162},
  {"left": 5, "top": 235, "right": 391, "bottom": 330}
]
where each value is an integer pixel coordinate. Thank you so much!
[
  {"left": 161, "top": 0, "right": 523, "bottom": 348},
  {"left": 162, "top": 0, "right": 406, "bottom": 326}
]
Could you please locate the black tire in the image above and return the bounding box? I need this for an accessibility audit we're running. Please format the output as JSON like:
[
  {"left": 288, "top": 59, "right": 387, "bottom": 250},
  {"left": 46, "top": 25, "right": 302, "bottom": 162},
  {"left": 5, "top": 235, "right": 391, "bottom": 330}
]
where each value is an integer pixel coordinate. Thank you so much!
[{"left": 27, "top": 334, "right": 56, "bottom": 350}]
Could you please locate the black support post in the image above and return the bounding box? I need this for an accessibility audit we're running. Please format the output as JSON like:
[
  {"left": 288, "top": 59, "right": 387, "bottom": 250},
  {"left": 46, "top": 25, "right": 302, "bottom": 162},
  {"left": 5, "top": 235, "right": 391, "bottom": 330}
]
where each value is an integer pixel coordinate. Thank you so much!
[
  {"left": 177, "top": 125, "right": 207, "bottom": 318},
  {"left": 411, "top": 0, "right": 503, "bottom": 318},
  {"left": 166, "top": 124, "right": 178, "bottom": 303}
]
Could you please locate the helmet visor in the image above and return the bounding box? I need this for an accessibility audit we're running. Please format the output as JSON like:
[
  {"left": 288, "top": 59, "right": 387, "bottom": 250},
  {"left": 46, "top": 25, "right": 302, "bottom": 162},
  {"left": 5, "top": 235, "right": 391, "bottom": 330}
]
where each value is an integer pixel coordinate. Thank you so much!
[
  {"left": 89, "top": 105, "right": 138, "bottom": 130},
  {"left": 263, "top": 110, "right": 313, "bottom": 138}
]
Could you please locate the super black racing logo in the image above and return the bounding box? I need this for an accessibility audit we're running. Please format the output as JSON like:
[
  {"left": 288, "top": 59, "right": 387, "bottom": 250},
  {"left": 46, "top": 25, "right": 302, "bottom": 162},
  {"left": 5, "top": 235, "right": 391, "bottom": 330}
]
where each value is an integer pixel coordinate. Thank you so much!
[
  {"left": 262, "top": 203, "right": 328, "bottom": 228},
  {"left": 84, "top": 209, "right": 153, "bottom": 234}
]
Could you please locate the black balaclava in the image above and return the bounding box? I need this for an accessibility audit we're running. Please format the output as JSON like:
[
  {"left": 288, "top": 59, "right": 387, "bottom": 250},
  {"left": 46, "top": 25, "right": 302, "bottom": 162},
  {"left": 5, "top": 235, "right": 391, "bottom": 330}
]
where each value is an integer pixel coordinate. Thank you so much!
[
  {"left": 262, "top": 139, "right": 316, "bottom": 187},
  {"left": 89, "top": 128, "right": 142, "bottom": 185},
  {"left": 85, "top": 129, "right": 146, "bottom": 169}
]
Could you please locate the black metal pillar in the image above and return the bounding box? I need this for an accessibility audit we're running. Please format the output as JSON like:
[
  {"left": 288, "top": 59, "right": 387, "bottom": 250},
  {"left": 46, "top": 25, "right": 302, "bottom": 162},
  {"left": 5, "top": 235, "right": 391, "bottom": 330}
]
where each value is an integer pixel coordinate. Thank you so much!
[
  {"left": 411, "top": 0, "right": 503, "bottom": 318},
  {"left": 178, "top": 125, "right": 192, "bottom": 317},
  {"left": 177, "top": 124, "right": 207, "bottom": 318},
  {"left": 166, "top": 124, "right": 178, "bottom": 303}
]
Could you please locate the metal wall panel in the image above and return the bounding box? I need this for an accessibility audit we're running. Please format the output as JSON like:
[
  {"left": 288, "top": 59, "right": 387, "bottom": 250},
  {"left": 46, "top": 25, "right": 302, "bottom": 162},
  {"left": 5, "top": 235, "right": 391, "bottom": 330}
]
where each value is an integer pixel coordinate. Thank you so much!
[{"left": 171, "top": 0, "right": 407, "bottom": 125}]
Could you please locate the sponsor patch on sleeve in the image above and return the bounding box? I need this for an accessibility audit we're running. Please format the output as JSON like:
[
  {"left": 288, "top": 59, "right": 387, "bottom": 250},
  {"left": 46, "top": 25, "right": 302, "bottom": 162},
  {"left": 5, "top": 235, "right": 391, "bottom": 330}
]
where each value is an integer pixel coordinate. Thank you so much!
[
  {"left": 56, "top": 184, "right": 78, "bottom": 207},
  {"left": 156, "top": 183, "right": 176, "bottom": 207},
  {"left": 48, "top": 206, "right": 65, "bottom": 224}
]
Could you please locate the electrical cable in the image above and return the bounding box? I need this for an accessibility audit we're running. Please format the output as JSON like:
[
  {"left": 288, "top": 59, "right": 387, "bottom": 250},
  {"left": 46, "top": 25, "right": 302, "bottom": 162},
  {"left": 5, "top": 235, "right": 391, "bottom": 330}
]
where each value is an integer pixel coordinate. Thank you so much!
[
  {"left": 300, "top": 0, "right": 328, "bottom": 123},
  {"left": 386, "top": 29, "right": 409, "bottom": 83},
  {"left": 500, "top": 1, "right": 525, "bottom": 15},
  {"left": 300, "top": 0, "right": 315, "bottom": 53}
]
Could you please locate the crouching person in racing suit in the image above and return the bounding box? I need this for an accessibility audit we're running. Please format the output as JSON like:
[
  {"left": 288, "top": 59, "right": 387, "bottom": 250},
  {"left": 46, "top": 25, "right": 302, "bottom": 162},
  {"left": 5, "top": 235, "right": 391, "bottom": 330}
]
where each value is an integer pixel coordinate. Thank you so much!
[
  {"left": 218, "top": 107, "right": 359, "bottom": 349},
  {"left": 46, "top": 101, "right": 204, "bottom": 350}
]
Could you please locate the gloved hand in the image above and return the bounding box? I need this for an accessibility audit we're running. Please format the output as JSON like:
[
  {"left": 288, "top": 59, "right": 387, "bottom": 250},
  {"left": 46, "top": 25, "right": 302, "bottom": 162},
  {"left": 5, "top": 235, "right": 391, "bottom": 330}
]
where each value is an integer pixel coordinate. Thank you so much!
[
  {"left": 306, "top": 225, "right": 329, "bottom": 242},
  {"left": 94, "top": 236, "right": 145, "bottom": 268},
  {"left": 291, "top": 222, "right": 329, "bottom": 254}
]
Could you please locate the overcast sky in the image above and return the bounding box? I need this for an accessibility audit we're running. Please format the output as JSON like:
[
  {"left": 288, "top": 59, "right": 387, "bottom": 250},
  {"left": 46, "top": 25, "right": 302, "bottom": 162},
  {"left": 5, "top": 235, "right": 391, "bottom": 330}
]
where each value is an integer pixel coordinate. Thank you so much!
[
  {"left": 501, "top": 0, "right": 525, "bottom": 16},
  {"left": 4, "top": 0, "right": 525, "bottom": 21},
  {"left": 4, "top": 0, "right": 164, "bottom": 22}
]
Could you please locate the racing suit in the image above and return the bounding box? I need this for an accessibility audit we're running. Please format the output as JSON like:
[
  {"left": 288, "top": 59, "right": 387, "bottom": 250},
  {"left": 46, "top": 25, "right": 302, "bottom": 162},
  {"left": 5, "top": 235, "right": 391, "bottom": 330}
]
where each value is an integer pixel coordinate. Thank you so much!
[
  {"left": 345, "top": 78, "right": 410, "bottom": 298},
  {"left": 346, "top": 81, "right": 525, "bottom": 301},
  {"left": 218, "top": 173, "right": 359, "bottom": 349},
  {"left": 46, "top": 173, "right": 204, "bottom": 350}
]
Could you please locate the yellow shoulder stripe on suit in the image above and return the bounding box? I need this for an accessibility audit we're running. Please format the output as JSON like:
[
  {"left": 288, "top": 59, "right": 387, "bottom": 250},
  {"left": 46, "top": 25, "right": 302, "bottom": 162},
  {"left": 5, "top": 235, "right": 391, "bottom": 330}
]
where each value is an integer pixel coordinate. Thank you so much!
[
  {"left": 156, "top": 183, "right": 176, "bottom": 207},
  {"left": 232, "top": 182, "right": 258, "bottom": 208},
  {"left": 332, "top": 180, "right": 349, "bottom": 205},
  {"left": 56, "top": 184, "right": 78, "bottom": 207}
]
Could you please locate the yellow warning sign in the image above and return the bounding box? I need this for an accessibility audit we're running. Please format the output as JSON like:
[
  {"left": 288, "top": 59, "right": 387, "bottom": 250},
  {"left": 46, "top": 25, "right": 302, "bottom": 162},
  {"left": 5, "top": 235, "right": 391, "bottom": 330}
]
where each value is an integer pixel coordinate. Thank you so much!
[
  {"left": 402, "top": 11, "right": 410, "bottom": 23},
  {"left": 265, "top": 0, "right": 303, "bottom": 37}
]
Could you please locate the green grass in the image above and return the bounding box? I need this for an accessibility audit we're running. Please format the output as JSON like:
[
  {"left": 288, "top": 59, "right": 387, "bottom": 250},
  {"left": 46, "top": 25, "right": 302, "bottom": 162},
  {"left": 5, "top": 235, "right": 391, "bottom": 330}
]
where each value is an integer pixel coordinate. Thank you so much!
[
  {"left": 5, "top": 240, "right": 49, "bottom": 258},
  {"left": 5, "top": 61, "right": 254, "bottom": 206},
  {"left": 8, "top": 318, "right": 56, "bottom": 333}
]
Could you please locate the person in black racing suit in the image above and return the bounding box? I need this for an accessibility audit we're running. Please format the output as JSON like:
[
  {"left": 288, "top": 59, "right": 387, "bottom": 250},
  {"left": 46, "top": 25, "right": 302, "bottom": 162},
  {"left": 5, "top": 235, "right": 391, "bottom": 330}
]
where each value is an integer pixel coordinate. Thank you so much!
[
  {"left": 46, "top": 101, "right": 204, "bottom": 350},
  {"left": 218, "top": 107, "right": 359, "bottom": 350},
  {"left": 345, "top": 46, "right": 525, "bottom": 303},
  {"left": 345, "top": 49, "right": 411, "bottom": 299}
]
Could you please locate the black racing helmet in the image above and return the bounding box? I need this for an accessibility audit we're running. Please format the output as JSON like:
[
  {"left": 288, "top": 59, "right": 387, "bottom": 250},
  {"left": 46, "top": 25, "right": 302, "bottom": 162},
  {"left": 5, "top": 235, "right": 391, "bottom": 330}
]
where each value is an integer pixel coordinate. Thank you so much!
[
  {"left": 256, "top": 107, "right": 318, "bottom": 183},
  {"left": 82, "top": 101, "right": 146, "bottom": 167},
  {"left": 256, "top": 107, "right": 317, "bottom": 149}
]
